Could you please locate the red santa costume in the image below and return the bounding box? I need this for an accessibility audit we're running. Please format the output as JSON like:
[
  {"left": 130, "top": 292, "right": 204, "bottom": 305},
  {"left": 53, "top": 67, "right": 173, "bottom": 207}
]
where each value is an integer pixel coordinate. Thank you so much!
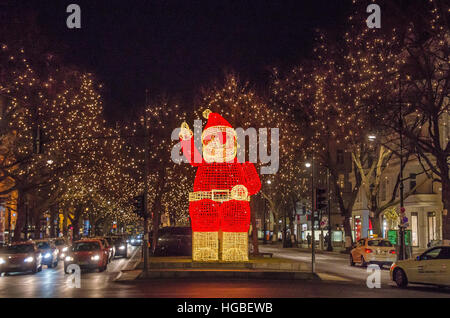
[{"left": 179, "top": 110, "right": 261, "bottom": 261}]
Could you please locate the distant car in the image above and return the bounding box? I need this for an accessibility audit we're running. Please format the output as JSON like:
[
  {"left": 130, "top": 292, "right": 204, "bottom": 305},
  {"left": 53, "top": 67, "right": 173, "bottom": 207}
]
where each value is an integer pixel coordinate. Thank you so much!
[
  {"left": 129, "top": 236, "right": 142, "bottom": 247},
  {"left": 154, "top": 227, "right": 192, "bottom": 256},
  {"left": 34, "top": 240, "right": 59, "bottom": 268},
  {"left": 110, "top": 237, "right": 128, "bottom": 258},
  {"left": 350, "top": 238, "right": 397, "bottom": 268},
  {"left": 53, "top": 238, "right": 70, "bottom": 260},
  {"left": 0, "top": 242, "right": 43, "bottom": 275},
  {"left": 390, "top": 246, "right": 450, "bottom": 288},
  {"left": 64, "top": 239, "right": 108, "bottom": 273}
]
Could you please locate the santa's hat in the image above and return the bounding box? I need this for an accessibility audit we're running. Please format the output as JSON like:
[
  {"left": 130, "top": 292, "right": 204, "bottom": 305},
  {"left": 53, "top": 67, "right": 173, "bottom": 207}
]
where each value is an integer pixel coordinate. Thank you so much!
[
  {"left": 202, "top": 109, "right": 236, "bottom": 141},
  {"left": 203, "top": 109, "right": 232, "bottom": 130}
]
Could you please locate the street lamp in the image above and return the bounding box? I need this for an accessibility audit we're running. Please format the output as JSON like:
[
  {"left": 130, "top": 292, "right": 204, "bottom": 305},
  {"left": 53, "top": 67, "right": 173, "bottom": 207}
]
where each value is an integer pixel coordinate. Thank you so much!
[
  {"left": 368, "top": 134, "right": 377, "bottom": 142},
  {"left": 263, "top": 179, "right": 271, "bottom": 245},
  {"left": 305, "top": 159, "right": 315, "bottom": 274}
]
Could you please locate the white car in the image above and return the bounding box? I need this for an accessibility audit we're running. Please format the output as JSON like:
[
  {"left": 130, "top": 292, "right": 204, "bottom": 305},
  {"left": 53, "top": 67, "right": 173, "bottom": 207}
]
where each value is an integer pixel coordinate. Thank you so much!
[{"left": 390, "top": 246, "right": 450, "bottom": 288}]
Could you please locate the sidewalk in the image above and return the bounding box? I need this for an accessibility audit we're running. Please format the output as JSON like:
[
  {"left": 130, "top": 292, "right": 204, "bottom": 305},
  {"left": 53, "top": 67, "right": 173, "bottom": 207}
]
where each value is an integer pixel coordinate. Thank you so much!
[
  {"left": 258, "top": 241, "right": 348, "bottom": 255},
  {"left": 114, "top": 254, "right": 320, "bottom": 282}
]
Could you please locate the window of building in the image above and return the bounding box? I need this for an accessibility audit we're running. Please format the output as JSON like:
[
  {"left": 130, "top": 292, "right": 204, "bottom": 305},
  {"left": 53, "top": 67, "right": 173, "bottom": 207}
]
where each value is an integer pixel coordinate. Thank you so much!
[
  {"left": 411, "top": 212, "right": 419, "bottom": 247},
  {"left": 427, "top": 212, "right": 437, "bottom": 243},
  {"left": 337, "top": 150, "right": 344, "bottom": 164}
]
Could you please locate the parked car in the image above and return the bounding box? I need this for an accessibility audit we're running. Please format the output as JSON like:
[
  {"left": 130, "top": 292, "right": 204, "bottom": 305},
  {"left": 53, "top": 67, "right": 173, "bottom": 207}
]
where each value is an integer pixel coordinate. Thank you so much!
[
  {"left": 350, "top": 238, "right": 397, "bottom": 268},
  {"left": 390, "top": 246, "right": 450, "bottom": 288},
  {"left": 109, "top": 237, "right": 128, "bottom": 258},
  {"left": 153, "top": 227, "right": 192, "bottom": 256},
  {"left": 0, "top": 242, "right": 42, "bottom": 275},
  {"left": 53, "top": 238, "right": 70, "bottom": 260},
  {"left": 64, "top": 239, "right": 108, "bottom": 273},
  {"left": 104, "top": 237, "right": 117, "bottom": 258},
  {"left": 34, "top": 239, "right": 59, "bottom": 268}
]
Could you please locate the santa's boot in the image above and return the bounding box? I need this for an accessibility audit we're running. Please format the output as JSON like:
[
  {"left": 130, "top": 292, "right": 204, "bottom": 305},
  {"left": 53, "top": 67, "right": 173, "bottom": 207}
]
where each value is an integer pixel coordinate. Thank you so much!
[
  {"left": 221, "top": 232, "right": 248, "bottom": 262},
  {"left": 192, "top": 231, "right": 219, "bottom": 262}
]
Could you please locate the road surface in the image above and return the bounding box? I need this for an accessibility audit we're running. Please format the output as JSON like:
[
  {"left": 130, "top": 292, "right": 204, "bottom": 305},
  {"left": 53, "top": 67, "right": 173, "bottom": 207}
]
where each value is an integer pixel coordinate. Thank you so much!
[{"left": 0, "top": 245, "right": 448, "bottom": 297}]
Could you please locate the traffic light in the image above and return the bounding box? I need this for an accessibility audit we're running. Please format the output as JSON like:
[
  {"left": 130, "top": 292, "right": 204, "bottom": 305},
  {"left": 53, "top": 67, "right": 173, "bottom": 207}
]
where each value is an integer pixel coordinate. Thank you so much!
[
  {"left": 133, "top": 194, "right": 146, "bottom": 218},
  {"left": 315, "top": 188, "right": 327, "bottom": 210}
]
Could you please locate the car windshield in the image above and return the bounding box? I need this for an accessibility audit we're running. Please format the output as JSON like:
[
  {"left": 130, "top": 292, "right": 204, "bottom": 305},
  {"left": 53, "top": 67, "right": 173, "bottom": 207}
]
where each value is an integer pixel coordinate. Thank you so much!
[
  {"left": 6, "top": 244, "right": 34, "bottom": 253},
  {"left": 36, "top": 242, "right": 50, "bottom": 249},
  {"left": 368, "top": 240, "right": 393, "bottom": 247},
  {"left": 73, "top": 242, "right": 100, "bottom": 251}
]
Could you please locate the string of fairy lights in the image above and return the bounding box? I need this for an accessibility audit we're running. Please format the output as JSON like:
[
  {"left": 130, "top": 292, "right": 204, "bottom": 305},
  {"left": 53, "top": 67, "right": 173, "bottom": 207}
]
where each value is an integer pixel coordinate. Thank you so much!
[{"left": 0, "top": 0, "right": 447, "bottom": 236}]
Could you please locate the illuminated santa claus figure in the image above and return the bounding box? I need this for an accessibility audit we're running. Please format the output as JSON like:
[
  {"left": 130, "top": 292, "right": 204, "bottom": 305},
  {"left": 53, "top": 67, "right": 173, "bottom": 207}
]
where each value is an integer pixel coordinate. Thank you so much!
[{"left": 179, "top": 109, "right": 261, "bottom": 262}]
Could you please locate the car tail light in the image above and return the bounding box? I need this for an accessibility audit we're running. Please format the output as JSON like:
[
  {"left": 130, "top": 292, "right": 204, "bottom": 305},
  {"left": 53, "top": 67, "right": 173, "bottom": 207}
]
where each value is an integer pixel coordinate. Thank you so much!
[
  {"left": 365, "top": 249, "right": 373, "bottom": 253},
  {"left": 389, "top": 250, "right": 396, "bottom": 254}
]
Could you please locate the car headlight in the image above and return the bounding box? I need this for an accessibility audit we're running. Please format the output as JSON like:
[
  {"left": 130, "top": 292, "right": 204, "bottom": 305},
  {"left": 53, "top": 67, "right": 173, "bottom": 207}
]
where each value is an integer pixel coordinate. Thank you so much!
[
  {"left": 91, "top": 255, "right": 100, "bottom": 261},
  {"left": 44, "top": 253, "right": 51, "bottom": 258},
  {"left": 60, "top": 253, "right": 66, "bottom": 258},
  {"left": 0, "top": 258, "right": 5, "bottom": 264},
  {"left": 119, "top": 245, "right": 125, "bottom": 250},
  {"left": 131, "top": 239, "right": 135, "bottom": 243},
  {"left": 65, "top": 256, "right": 73, "bottom": 262},
  {"left": 24, "top": 257, "right": 34, "bottom": 263},
  {"left": 62, "top": 247, "right": 68, "bottom": 252}
]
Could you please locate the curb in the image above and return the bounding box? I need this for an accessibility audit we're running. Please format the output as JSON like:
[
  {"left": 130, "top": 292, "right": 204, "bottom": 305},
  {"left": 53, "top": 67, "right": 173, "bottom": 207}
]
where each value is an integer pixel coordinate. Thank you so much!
[{"left": 122, "top": 269, "right": 321, "bottom": 281}]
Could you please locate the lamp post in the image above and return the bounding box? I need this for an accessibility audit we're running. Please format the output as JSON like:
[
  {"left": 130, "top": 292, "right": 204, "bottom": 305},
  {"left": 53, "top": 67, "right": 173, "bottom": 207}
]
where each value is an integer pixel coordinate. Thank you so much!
[
  {"left": 263, "top": 180, "right": 271, "bottom": 245},
  {"left": 398, "top": 84, "right": 406, "bottom": 261},
  {"left": 326, "top": 168, "right": 333, "bottom": 251},
  {"left": 305, "top": 160, "right": 315, "bottom": 273}
]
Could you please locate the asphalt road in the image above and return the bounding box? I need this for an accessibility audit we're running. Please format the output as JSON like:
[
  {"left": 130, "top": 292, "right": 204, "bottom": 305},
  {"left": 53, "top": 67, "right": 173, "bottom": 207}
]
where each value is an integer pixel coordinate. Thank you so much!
[
  {"left": 0, "top": 245, "right": 449, "bottom": 298},
  {"left": 259, "top": 244, "right": 450, "bottom": 296}
]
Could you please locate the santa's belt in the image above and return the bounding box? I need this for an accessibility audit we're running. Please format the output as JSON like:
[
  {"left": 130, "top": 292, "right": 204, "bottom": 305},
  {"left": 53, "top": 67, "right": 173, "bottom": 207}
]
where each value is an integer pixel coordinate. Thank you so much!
[{"left": 189, "top": 189, "right": 250, "bottom": 202}]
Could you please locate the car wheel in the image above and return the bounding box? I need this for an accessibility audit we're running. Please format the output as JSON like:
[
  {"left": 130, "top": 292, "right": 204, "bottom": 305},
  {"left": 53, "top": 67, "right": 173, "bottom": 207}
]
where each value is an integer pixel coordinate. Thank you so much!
[
  {"left": 99, "top": 264, "right": 107, "bottom": 272},
  {"left": 394, "top": 268, "right": 408, "bottom": 288},
  {"left": 32, "top": 264, "right": 38, "bottom": 274},
  {"left": 54, "top": 260, "right": 58, "bottom": 268},
  {"left": 350, "top": 255, "right": 355, "bottom": 266},
  {"left": 361, "top": 256, "right": 367, "bottom": 267}
]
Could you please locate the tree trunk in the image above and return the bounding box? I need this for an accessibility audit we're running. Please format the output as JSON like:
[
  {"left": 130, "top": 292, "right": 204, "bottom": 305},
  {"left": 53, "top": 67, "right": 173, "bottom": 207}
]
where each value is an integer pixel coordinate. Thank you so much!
[
  {"left": 250, "top": 199, "right": 259, "bottom": 255},
  {"left": 63, "top": 209, "right": 68, "bottom": 237},
  {"left": 49, "top": 204, "right": 57, "bottom": 238},
  {"left": 272, "top": 222, "right": 279, "bottom": 243},
  {"left": 343, "top": 214, "right": 353, "bottom": 251},
  {"left": 13, "top": 189, "right": 25, "bottom": 242},
  {"left": 437, "top": 157, "right": 450, "bottom": 242},
  {"left": 370, "top": 212, "right": 382, "bottom": 237},
  {"left": 33, "top": 210, "right": 41, "bottom": 239},
  {"left": 72, "top": 207, "right": 82, "bottom": 241},
  {"left": 441, "top": 176, "right": 450, "bottom": 242}
]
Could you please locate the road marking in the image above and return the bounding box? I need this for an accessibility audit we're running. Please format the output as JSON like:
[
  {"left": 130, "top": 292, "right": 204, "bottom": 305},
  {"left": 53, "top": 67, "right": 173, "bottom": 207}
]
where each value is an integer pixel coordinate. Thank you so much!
[{"left": 317, "top": 273, "right": 352, "bottom": 282}]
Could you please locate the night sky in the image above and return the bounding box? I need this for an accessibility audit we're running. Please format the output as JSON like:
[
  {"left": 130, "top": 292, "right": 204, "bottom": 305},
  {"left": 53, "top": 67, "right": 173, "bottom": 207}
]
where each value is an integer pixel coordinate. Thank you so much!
[{"left": 6, "top": 0, "right": 352, "bottom": 119}]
